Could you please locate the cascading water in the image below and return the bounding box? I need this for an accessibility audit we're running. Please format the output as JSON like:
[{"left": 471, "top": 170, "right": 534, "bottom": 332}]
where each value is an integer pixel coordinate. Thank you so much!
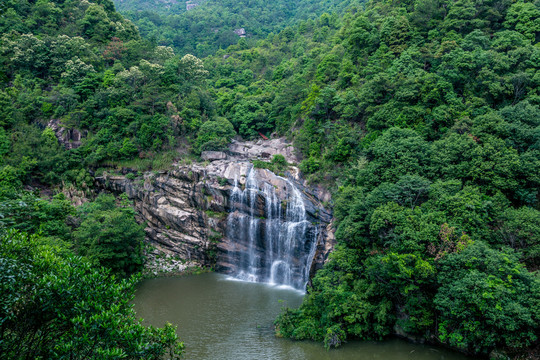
[{"left": 226, "top": 166, "right": 319, "bottom": 291}]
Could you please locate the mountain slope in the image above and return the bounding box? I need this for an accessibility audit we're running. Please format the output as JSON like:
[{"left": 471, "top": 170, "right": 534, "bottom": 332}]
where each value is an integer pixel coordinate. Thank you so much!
[
  {"left": 199, "top": 0, "right": 540, "bottom": 356},
  {"left": 0, "top": 0, "right": 214, "bottom": 187},
  {"left": 115, "top": 0, "right": 360, "bottom": 57},
  {"left": 0, "top": 0, "right": 539, "bottom": 357}
]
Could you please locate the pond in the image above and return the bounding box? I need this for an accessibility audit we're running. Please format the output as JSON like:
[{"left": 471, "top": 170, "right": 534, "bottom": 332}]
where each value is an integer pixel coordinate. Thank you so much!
[{"left": 134, "top": 273, "right": 471, "bottom": 360}]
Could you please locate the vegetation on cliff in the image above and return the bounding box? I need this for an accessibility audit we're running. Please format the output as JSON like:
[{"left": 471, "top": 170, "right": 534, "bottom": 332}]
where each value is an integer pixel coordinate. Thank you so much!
[{"left": 219, "top": 0, "right": 540, "bottom": 355}]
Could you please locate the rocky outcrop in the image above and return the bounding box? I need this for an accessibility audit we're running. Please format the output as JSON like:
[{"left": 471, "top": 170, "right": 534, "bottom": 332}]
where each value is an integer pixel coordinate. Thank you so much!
[
  {"left": 228, "top": 138, "right": 299, "bottom": 163},
  {"left": 186, "top": 0, "right": 201, "bottom": 10},
  {"left": 143, "top": 247, "right": 200, "bottom": 277},
  {"left": 48, "top": 119, "right": 87, "bottom": 150},
  {"left": 201, "top": 151, "right": 227, "bottom": 161},
  {"left": 96, "top": 139, "right": 335, "bottom": 283},
  {"left": 233, "top": 28, "right": 247, "bottom": 37}
]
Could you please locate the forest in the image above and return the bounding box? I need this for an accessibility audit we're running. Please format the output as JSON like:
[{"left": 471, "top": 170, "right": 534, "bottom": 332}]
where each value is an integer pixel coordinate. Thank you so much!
[
  {"left": 118, "top": 0, "right": 358, "bottom": 57},
  {"left": 0, "top": 0, "right": 539, "bottom": 358}
]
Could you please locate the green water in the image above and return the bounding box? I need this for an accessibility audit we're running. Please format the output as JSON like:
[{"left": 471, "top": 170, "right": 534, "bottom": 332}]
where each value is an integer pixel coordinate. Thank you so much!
[{"left": 134, "top": 273, "right": 472, "bottom": 360}]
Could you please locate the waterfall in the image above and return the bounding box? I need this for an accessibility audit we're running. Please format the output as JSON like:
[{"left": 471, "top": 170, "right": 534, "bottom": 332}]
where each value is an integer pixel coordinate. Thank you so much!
[{"left": 226, "top": 166, "right": 319, "bottom": 291}]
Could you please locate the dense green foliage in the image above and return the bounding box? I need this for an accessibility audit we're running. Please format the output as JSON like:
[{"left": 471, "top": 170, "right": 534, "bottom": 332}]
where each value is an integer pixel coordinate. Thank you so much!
[
  {"left": 0, "top": 1, "right": 188, "bottom": 355},
  {"left": 1, "top": 0, "right": 539, "bottom": 356},
  {"left": 0, "top": 130, "right": 174, "bottom": 357},
  {"left": 0, "top": 162, "right": 180, "bottom": 358},
  {"left": 0, "top": 188, "right": 74, "bottom": 241},
  {"left": 277, "top": 178, "right": 540, "bottom": 353},
  {"left": 253, "top": 154, "right": 289, "bottom": 174},
  {"left": 194, "top": 116, "right": 236, "bottom": 153},
  {"left": 435, "top": 242, "right": 539, "bottom": 353},
  {"left": 117, "top": 0, "right": 359, "bottom": 57},
  {"left": 204, "top": 0, "right": 540, "bottom": 186},
  {"left": 0, "top": 0, "right": 217, "bottom": 187},
  {"left": 225, "top": 0, "right": 540, "bottom": 355},
  {"left": 74, "top": 193, "right": 145, "bottom": 277},
  {"left": 0, "top": 230, "right": 183, "bottom": 359},
  {"left": 0, "top": 171, "right": 145, "bottom": 277}
]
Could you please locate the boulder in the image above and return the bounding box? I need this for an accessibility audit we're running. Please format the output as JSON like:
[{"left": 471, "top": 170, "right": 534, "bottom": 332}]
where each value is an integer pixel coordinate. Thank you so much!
[
  {"left": 228, "top": 138, "right": 300, "bottom": 164},
  {"left": 201, "top": 151, "right": 227, "bottom": 161}
]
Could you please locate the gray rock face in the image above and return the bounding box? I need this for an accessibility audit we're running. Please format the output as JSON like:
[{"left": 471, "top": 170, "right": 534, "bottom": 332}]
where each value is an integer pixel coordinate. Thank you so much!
[
  {"left": 233, "top": 28, "right": 247, "bottom": 37},
  {"left": 228, "top": 138, "right": 300, "bottom": 164},
  {"left": 96, "top": 139, "right": 334, "bottom": 285},
  {"left": 48, "top": 119, "right": 87, "bottom": 150},
  {"left": 201, "top": 151, "right": 227, "bottom": 161}
]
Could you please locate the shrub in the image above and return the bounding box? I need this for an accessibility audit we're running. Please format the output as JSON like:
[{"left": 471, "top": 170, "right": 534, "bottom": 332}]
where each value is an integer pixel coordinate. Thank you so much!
[
  {"left": 194, "top": 117, "right": 236, "bottom": 154},
  {"left": 435, "top": 242, "right": 540, "bottom": 354},
  {"left": 0, "top": 230, "right": 183, "bottom": 359},
  {"left": 74, "top": 194, "right": 145, "bottom": 277}
]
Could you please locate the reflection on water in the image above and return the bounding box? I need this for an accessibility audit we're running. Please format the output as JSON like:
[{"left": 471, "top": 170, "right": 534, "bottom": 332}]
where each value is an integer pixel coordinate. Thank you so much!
[{"left": 134, "top": 273, "right": 471, "bottom": 360}]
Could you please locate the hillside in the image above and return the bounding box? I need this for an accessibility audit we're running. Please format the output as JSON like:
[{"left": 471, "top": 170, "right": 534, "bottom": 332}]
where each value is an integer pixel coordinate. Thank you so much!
[
  {"left": 115, "top": 0, "right": 184, "bottom": 12},
  {"left": 199, "top": 0, "right": 539, "bottom": 356},
  {"left": 198, "top": 0, "right": 540, "bottom": 356},
  {"left": 0, "top": 0, "right": 197, "bottom": 357},
  {"left": 0, "top": 0, "right": 539, "bottom": 358},
  {"left": 115, "top": 0, "right": 359, "bottom": 57},
  {"left": 0, "top": 0, "right": 216, "bottom": 188}
]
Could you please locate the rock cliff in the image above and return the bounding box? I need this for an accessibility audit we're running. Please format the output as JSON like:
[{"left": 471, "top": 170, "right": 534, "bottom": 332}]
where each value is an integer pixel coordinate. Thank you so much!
[{"left": 96, "top": 139, "right": 335, "bottom": 283}]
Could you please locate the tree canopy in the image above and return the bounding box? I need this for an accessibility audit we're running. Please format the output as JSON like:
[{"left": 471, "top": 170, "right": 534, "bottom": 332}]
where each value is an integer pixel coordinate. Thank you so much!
[
  {"left": 1, "top": 0, "right": 539, "bottom": 357},
  {"left": 0, "top": 230, "right": 183, "bottom": 359}
]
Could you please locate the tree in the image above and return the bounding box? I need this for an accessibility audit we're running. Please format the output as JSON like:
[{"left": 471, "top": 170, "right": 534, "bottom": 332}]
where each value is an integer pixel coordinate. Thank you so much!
[
  {"left": 79, "top": 4, "right": 114, "bottom": 43},
  {"left": 359, "top": 127, "right": 431, "bottom": 187},
  {"left": 167, "top": 53, "right": 209, "bottom": 90},
  {"left": 275, "top": 245, "right": 394, "bottom": 349},
  {"left": 73, "top": 194, "right": 145, "bottom": 277},
  {"left": 0, "top": 188, "right": 73, "bottom": 239},
  {"left": 496, "top": 206, "right": 540, "bottom": 269},
  {"left": 504, "top": 1, "right": 540, "bottom": 41},
  {"left": 435, "top": 241, "right": 540, "bottom": 354},
  {"left": 365, "top": 253, "right": 436, "bottom": 334},
  {"left": 194, "top": 117, "right": 236, "bottom": 154},
  {"left": 0, "top": 127, "right": 10, "bottom": 162},
  {"left": 103, "top": 37, "right": 127, "bottom": 64},
  {"left": 0, "top": 230, "right": 183, "bottom": 359}
]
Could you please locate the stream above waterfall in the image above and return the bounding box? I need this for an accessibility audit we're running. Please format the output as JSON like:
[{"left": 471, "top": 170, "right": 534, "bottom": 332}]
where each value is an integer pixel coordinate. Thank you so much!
[{"left": 134, "top": 273, "right": 472, "bottom": 360}]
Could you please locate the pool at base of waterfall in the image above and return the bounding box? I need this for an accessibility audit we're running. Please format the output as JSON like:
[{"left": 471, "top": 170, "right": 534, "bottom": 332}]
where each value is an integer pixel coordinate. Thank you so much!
[{"left": 134, "top": 273, "right": 472, "bottom": 360}]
